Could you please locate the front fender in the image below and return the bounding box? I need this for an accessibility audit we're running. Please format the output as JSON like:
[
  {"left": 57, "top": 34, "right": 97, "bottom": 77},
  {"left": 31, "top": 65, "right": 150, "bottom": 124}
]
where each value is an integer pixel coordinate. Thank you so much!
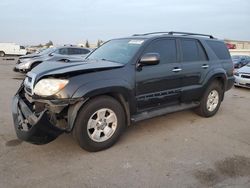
[
  {"left": 72, "top": 79, "right": 134, "bottom": 99},
  {"left": 67, "top": 79, "right": 134, "bottom": 131}
]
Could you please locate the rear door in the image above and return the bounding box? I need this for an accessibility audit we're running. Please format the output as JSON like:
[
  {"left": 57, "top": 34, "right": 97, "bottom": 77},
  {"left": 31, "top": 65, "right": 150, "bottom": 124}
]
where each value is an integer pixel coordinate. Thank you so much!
[
  {"left": 178, "top": 38, "right": 210, "bottom": 102},
  {"left": 135, "top": 38, "right": 183, "bottom": 111}
]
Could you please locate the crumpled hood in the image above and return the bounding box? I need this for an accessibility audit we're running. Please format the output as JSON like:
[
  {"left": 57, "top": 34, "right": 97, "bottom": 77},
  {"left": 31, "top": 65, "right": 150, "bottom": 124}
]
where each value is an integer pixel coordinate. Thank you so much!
[
  {"left": 19, "top": 54, "right": 50, "bottom": 64},
  {"left": 30, "top": 59, "right": 125, "bottom": 79},
  {"left": 19, "top": 53, "right": 41, "bottom": 59},
  {"left": 238, "top": 64, "right": 250, "bottom": 73}
]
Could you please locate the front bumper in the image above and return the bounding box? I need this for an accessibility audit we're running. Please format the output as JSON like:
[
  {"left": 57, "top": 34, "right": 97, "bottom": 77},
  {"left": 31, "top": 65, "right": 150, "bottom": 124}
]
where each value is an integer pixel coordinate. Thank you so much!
[
  {"left": 12, "top": 94, "right": 63, "bottom": 145},
  {"left": 234, "top": 75, "right": 250, "bottom": 88},
  {"left": 13, "top": 65, "right": 28, "bottom": 73}
]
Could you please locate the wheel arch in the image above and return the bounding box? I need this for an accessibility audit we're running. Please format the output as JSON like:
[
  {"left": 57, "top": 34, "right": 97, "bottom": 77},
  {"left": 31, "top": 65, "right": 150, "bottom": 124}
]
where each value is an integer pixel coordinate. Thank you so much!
[
  {"left": 68, "top": 86, "right": 133, "bottom": 132},
  {"left": 0, "top": 51, "right": 5, "bottom": 57},
  {"left": 203, "top": 72, "right": 227, "bottom": 101}
]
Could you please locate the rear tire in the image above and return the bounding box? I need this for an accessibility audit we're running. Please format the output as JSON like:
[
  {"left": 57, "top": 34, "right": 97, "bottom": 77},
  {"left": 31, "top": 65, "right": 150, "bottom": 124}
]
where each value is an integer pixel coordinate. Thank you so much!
[
  {"left": 0, "top": 51, "right": 5, "bottom": 57},
  {"left": 195, "top": 81, "right": 223, "bottom": 117},
  {"left": 73, "top": 96, "right": 126, "bottom": 152}
]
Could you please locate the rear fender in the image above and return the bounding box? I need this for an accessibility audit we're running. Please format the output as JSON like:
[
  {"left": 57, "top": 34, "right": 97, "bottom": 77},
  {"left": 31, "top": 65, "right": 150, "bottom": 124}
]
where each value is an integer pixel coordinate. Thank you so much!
[{"left": 203, "top": 69, "right": 227, "bottom": 101}]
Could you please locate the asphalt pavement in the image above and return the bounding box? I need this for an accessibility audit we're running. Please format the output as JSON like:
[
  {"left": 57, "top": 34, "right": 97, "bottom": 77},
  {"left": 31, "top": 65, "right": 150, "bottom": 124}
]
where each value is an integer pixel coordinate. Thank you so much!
[{"left": 1, "top": 57, "right": 250, "bottom": 188}]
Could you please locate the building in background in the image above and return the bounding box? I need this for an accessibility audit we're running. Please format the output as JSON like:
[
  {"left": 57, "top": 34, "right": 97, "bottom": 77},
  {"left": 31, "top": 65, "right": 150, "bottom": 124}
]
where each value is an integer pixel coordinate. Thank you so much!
[{"left": 225, "top": 39, "right": 250, "bottom": 56}]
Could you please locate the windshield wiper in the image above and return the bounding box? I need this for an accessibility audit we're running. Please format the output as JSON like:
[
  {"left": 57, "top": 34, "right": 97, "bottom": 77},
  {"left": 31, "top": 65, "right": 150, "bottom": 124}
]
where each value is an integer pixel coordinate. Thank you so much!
[{"left": 101, "top": 58, "right": 121, "bottom": 64}]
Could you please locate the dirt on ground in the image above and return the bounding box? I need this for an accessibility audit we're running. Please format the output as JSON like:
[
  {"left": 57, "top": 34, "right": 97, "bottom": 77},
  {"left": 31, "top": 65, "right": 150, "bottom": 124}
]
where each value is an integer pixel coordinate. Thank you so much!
[{"left": 0, "top": 57, "right": 250, "bottom": 188}]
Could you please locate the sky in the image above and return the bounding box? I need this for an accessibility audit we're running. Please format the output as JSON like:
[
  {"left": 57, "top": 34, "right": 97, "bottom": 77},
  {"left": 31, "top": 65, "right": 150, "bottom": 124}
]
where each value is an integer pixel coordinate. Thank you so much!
[{"left": 0, "top": 0, "right": 249, "bottom": 45}]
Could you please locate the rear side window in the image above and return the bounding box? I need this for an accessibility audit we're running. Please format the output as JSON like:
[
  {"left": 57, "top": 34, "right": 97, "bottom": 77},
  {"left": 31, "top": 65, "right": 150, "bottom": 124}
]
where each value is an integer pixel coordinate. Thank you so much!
[
  {"left": 180, "top": 39, "right": 208, "bottom": 62},
  {"left": 68, "top": 48, "right": 90, "bottom": 55},
  {"left": 143, "top": 39, "right": 177, "bottom": 63},
  {"left": 68, "top": 48, "right": 79, "bottom": 55},
  {"left": 206, "top": 41, "right": 231, "bottom": 60},
  {"left": 80, "top": 49, "right": 90, "bottom": 54},
  {"left": 58, "top": 48, "right": 68, "bottom": 55}
]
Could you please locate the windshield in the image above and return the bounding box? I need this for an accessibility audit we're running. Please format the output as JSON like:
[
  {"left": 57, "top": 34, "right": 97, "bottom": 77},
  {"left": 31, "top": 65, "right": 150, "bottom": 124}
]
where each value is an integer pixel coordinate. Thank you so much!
[
  {"left": 87, "top": 39, "right": 144, "bottom": 64},
  {"left": 38, "top": 47, "right": 56, "bottom": 55}
]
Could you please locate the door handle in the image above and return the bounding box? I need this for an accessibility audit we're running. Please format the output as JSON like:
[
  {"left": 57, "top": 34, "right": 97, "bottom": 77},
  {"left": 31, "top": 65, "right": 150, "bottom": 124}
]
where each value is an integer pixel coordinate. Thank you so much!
[
  {"left": 202, "top": 64, "right": 209, "bottom": 69},
  {"left": 172, "top": 68, "right": 182, "bottom": 72}
]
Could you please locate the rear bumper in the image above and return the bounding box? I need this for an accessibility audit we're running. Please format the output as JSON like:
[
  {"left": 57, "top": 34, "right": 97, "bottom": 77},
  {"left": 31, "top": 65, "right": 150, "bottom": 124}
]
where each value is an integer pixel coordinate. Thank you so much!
[
  {"left": 12, "top": 94, "right": 63, "bottom": 145},
  {"left": 225, "top": 76, "right": 235, "bottom": 91}
]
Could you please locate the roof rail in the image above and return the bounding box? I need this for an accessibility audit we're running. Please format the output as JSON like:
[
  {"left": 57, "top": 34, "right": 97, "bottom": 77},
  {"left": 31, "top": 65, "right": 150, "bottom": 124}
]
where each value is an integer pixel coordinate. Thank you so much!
[
  {"left": 133, "top": 31, "right": 214, "bottom": 39},
  {"left": 168, "top": 31, "right": 214, "bottom": 39},
  {"left": 133, "top": 32, "right": 170, "bottom": 36}
]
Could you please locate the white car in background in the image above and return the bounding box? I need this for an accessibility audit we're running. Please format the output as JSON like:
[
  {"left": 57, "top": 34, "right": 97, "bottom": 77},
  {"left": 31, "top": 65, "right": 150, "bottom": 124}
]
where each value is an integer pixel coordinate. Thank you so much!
[
  {"left": 0, "top": 43, "right": 27, "bottom": 57},
  {"left": 14, "top": 46, "right": 91, "bottom": 73},
  {"left": 234, "top": 63, "right": 250, "bottom": 88}
]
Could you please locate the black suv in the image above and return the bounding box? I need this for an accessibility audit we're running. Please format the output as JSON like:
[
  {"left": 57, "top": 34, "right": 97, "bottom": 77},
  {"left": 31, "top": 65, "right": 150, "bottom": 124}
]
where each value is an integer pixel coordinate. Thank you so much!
[{"left": 12, "top": 32, "right": 234, "bottom": 152}]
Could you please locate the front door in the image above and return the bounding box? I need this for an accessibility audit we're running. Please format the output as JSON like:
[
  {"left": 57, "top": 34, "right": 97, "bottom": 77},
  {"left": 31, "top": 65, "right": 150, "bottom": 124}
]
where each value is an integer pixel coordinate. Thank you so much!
[{"left": 135, "top": 38, "right": 183, "bottom": 111}]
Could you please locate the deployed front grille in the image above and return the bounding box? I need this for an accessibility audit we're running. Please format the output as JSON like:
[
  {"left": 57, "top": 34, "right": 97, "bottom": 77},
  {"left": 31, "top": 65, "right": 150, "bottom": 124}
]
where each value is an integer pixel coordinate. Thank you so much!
[{"left": 241, "top": 74, "right": 250, "bottom": 79}]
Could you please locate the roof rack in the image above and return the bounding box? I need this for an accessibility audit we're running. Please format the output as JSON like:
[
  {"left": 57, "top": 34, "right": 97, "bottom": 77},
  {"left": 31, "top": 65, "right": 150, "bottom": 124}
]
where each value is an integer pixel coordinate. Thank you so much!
[
  {"left": 133, "top": 32, "right": 170, "bottom": 36},
  {"left": 133, "top": 31, "right": 214, "bottom": 39}
]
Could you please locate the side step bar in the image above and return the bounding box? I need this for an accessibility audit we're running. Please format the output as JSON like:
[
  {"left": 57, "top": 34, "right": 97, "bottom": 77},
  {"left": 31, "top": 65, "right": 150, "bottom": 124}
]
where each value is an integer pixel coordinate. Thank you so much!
[{"left": 131, "top": 102, "right": 200, "bottom": 123}]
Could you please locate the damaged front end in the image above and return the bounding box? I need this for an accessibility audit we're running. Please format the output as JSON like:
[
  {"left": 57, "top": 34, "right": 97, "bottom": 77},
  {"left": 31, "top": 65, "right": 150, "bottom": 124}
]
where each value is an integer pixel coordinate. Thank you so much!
[{"left": 12, "top": 84, "right": 81, "bottom": 145}]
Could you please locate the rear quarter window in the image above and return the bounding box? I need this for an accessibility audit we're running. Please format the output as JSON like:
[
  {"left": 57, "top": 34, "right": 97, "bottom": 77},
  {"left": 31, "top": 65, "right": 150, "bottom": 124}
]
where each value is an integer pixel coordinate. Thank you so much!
[{"left": 206, "top": 40, "right": 231, "bottom": 60}]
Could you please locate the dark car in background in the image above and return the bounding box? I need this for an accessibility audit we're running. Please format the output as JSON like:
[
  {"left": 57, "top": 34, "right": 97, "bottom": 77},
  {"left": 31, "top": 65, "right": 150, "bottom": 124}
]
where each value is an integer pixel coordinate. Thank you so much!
[
  {"left": 14, "top": 46, "right": 91, "bottom": 73},
  {"left": 232, "top": 55, "right": 250, "bottom": 68}
]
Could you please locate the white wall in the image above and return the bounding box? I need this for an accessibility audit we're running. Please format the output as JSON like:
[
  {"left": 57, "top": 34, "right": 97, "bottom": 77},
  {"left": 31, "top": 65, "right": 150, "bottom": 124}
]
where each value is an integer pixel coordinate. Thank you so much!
[{"left": 229, "top": 49, "right": 250, "bottom": 56}]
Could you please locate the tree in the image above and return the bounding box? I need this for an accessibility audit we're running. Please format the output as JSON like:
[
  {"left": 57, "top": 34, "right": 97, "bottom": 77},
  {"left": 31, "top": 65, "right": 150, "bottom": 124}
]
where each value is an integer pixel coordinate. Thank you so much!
[
  {"left": 85, "top": 40, "right": 90, "bottom": 48},
  {"left": 37, "top": 44, "right": 43, "bottom": 48},
  {"left": 97, "top": 40, "right": 103, "bottom": 47},
  {"left": 45, "top": 40, "right": 53, "bottom": 47}
]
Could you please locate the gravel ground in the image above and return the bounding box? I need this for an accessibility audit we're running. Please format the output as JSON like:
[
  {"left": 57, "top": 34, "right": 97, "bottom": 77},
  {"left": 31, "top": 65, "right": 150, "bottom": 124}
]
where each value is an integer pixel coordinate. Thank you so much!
[{"left": 0, "top": 57, "right": 250, "bottom": 188}]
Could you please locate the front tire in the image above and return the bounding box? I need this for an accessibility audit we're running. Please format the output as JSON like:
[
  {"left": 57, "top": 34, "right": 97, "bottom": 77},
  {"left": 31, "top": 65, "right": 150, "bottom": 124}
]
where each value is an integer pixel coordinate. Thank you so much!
[
  {"left": 195, "top": 81, "right": 223, "bottom": 117},
  {"left": 73, "top": 96, "right": 126, "bottom": 152},
  {"left": 0, "top": 51, "right": 5, "bottom": 57}
]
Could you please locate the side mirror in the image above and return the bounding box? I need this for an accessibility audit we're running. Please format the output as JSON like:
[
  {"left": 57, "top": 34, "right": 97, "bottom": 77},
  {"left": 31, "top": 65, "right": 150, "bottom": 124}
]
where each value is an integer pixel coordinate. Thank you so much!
[
  {"left": 49, "top": 52, "right": 55, "bottom": 56},
  {"left": 139, "top": 53, "right": 160, "bottom": 66}
]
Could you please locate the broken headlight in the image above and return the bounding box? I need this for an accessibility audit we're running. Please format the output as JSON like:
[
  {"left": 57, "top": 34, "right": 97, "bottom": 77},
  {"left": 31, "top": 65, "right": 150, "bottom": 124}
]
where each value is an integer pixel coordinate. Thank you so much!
[{"left": 34, "top": 78, "right": 68, "bottom": 96}]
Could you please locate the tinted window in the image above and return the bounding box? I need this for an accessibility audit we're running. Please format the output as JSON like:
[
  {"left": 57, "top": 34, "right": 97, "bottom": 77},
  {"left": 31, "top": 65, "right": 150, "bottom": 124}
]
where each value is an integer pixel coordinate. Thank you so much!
[
  {"left": 143, "top": 39, "right": 177, "bottom": 63},
  {"left": 58, "top": 48, "right": 68, "bottom": 55},
  {"left": 69, "top": 48, "right": 90, "bottom": 55},
  {"left": 80, "top": 49, "right": 90, "bottom": 54},
  {"left": 68, "top": 48, "right": 79, "bottom": 55},
  {"left": 206, "top": 41, "right": 231, "bottom": 60},
  {"left": 181, "top": 39, "right": 207, "bottom": 62},
  {"left": 197, "top": 42, "right": 208, "bottom": 61}
]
